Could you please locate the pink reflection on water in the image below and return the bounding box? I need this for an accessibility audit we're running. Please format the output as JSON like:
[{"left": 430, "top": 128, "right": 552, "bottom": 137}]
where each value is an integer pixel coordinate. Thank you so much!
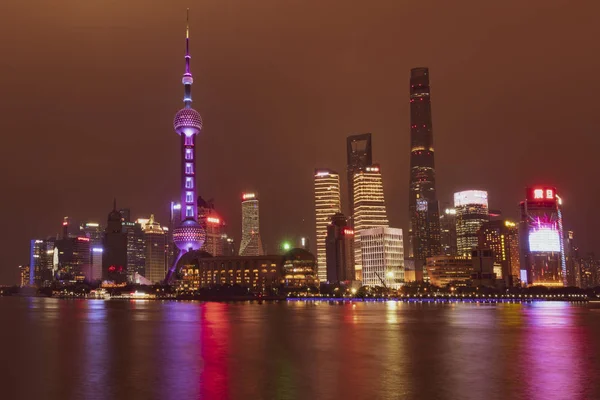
[
  {"left": 199, "top": 302, "right": 230, "bottom": 400},
  {"left": 519, "top": 302, "right": 591, "bottom": 400}
]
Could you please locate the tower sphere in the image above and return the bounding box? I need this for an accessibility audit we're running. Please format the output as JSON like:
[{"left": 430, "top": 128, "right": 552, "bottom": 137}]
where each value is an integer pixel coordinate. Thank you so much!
[
  {"left": 172, "top": 219, "right": 206, "bottom": 251},
  {"left": 174, "top": 108, "right": 203, "bottom": 135}
]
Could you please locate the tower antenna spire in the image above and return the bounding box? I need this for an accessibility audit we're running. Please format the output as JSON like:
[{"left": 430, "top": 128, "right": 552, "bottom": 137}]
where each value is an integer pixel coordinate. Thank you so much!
[{"left": 182, "top": 9, "right": 193, "bottom": 107}]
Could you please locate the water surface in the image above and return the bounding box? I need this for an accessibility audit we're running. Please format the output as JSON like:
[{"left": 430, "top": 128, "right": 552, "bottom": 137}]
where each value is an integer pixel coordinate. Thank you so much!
[{"left": 1, "top": 298, "right": 598, "bottom": 400}]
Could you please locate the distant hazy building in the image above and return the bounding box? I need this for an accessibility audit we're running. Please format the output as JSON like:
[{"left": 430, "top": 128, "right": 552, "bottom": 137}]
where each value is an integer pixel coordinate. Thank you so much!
[
  {"left": 122, "top": 221, "right": 145, "bottom": 280},
  {"left": 144, "top": 215, "right": 167, "bottom": 284},
  {"left": 119, "top": 208, "right": 131, "bottom": 223},
  {"left": 470, "top": 249, "right": 497, "bottom": 287},
  {"left": 353, "top": 165, "right": 389, "bottom": 280},
  {"left": 198, "top": 196, "right": 226, "bottom": 256},
  {"left": 478, "top": 219, "right": 520, "bottom": 287},
  {"left": 314, "top": 169, "right": 342, "bottom": 281},
  {"left": 454, "top": 190, "right": 489, "bottom": 256},
  {"left": 239, "top": 193, "right": 265, "bottom": 256},
  {"left": 565, "top": 231, "right": 581, "bottom": 287},
  {"left": 519, "top": 186, "right": 566, "bottom": 286},
  {"left": 346, "top": 133, "right": 372, "bottom": 223},
  {"left": 408, "top": 67, "right": 441, "bottom": 261},
  {"left": 440, "top": 207, "right": 457, "bottom": 256},
  {"left": 168, "top": 202, "right": 182, "bottom": 269},
  {"left": 325, "top": 213, "right": 355, "bottom": 283},
  {"left": 221, "top": 234, "right": 236, "bottom": 256},
  {"left": 80, "top": 222, "right": 104, "bottom": 282},
  {"left": 102, "top": 200, "right": 127, "bottom": 283},
  {"left": 19, "top": 265, "right": 30, "bottom": 287},
  {"left": 360, "top": 227, "right": 404, "bottom": 289}
]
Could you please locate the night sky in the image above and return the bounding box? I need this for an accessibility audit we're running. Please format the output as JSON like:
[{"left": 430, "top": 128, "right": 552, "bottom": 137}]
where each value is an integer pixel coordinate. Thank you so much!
[{"left": 2, "top": 0, "right": 600, "bottom": 284}]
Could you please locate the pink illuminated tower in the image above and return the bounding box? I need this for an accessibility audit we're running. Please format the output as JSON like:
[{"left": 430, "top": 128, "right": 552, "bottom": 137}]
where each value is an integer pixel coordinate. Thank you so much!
[{"left": 165, "top": 10, "right": 206, "bottom": 281}]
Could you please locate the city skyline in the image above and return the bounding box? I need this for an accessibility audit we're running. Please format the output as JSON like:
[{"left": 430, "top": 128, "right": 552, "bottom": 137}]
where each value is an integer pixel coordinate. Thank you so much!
[{"left": 3, "top": 1, "right": 600, "bottom": 284}]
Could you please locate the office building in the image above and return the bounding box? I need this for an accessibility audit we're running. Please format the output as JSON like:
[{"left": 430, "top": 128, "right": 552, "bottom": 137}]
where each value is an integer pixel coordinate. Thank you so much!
[
  {"left": 198, "top": 196, "right": 226, "bottom": 256},
  {"left": 238, "top": 193, "right": 264, "bottom": 256},
  {"left": 440, "top": 207, "right": 457, "bottom": 256},
  {"left": 477, "top": 220, "right": 520, "bottom": 287},
  {"left": 454, "top": 190, "right": 489, "bottom": 256},
  {"left": 144, "top": 215, "right": 167, "bottom": 284},
  {"left": 30, "top": 238, "right": 56, "bottom": 287},
  {"left": 80, "top": 222, "right": 104, "bottom": 281},
  {"left": 314, "top": 169, "right": 341, "bottom": 281},
  {"left": 346, "top": 133, "right": 372, "bottom": 222},
  {"left": 165, "top": 12, "right": 207, "bottom": 281},
  {"left": 282, "top": 248, "right": 319, "bottom": 288},
  {"left": 360, "top": 227, "right": 404, "bottom": 289},
  {"left": 519, "top": 187, "right": 566, "bottom": 286},
  {"left": 102, "top": 200, "right": 128, "bottom": 283},
  {"left": 325, "top": 213, "right": 355, "bottom": 283},
  {"left": 408, "top": 67, "right": 441, "bottom": 261},
  {"left": 123, "top": 221, "right": 145, "bottom": 280},
  {"left": 353, "top": 165, "right": 389, "bottom": 280}
]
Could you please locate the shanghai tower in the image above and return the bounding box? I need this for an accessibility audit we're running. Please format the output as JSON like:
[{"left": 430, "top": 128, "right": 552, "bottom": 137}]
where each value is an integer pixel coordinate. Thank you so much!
[{"left": 408, "top": 67, "right": 441, "bottom": 260}]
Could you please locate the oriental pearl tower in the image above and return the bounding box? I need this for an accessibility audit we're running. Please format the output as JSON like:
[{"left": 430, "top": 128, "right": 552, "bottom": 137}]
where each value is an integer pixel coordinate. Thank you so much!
[{"left": 165, "top": 10, "right": 205, "bottom": 282}]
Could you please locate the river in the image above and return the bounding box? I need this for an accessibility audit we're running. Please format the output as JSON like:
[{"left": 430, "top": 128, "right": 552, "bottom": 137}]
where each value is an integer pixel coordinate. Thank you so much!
[{"left": 1, "top": 297, "right": 598, "bottom": 400}]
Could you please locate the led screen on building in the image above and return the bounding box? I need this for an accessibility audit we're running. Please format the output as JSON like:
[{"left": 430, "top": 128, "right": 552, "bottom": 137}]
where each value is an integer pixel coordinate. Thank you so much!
[
  {"left": 528, "top": 226, "right": 561, "bottom": 252},
  {"left": 453, "top": 190, "right": 488, "bottom": 207}
]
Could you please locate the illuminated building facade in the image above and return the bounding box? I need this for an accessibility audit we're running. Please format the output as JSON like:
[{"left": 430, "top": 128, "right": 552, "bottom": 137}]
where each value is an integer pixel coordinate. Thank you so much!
[
  {"left": 454, "top": 190, "right": 489, "bottom": 256},
  {"left": 408, "top": 67, "right": 441, "bottom": 261},
  {"left": 177, "top": 253, "right": 283, "bottom": 292},
  {"left": 239, "top": 193, "right": 264, "bottom": 256},
  {"left": 165, "top": 12, "right": 207, "bottom": 281},
  {"left": 478, "top": 220, "right": 520, "bottom": 287},
  {"left": 353, "top": 165, "right": 389, "bottom": 280},
  {"left": 325, "top": 213, "right": 355, "bottom": 283},
  {"left": 102, "top": 200, "right": 127, "bottom": 283},
  {"left": 314, "top": 169, "right": 341, "bottom": 281},
  {"left": 30, "top": 238, "right": 55, "bottom": 286},
  {"left": 519, "top": 187, "right": 566, "bottom": 286},
  {"left": 579, "top": 254, "right": 599, "bottom": 288},
  {"left": 282, "top": 248, "right": 318, "bottom": 288},
  {"left": 346, "top": 133, "right": 372, "bottom": 223},
  {"left": 440, "top": 207, "right": 457, "bottom": 256},
  {"left": 144, "top": 215, "right": 167, "bottom": 284},
  {"left": 425, "top": 256, "right": 473, "bottom": 287},
  {"left": 19, "top": 265, "right": 30, "bottom": 287},
  {"left": 80, "top": 222, "right": 104, "bottom": 281},
  {"left": 122, "top": 221, "right": 145, "bottom": 280},
  {"left": 55, "top": 235, "right": 91, "bottom": 282},
  {"left": 198, "top": 196, "right": 226, "bottom": 256},
  {"left": 360, "top": 227, "right": 404, "bottom": 289}
]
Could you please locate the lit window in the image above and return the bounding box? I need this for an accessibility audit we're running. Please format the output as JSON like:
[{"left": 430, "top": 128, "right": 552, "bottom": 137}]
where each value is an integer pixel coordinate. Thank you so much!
[
  {"left": 185, "top": 163, "right": 194, "bottom": 174},
  {"left": 185, "top": 149, "right": 193, "bottom": 160},
  {"left": 186, "top": 192, "right": 193, "bottom": 203},
  {"left": 185, "top": 136, "right": 193, "bottom": 146},
  {"left": 186, "top": 206, "right": 194, "bottom": 217},
  {"left": 185, "top": 178, "right": 193, "bottom": 189}
]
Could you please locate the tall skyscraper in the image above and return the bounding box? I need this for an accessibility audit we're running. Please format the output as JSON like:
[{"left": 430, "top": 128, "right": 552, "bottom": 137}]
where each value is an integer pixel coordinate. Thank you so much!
[
  {"left": 565, "top": 231, "right": 581, "bottom": 287},
  {"left": 314, "top": 169, "right": 341, "bottom": 281},
  {"left": 408, "top": 67, "right": 441, "bottom": 260},
  {"left": 30, "top": 238, "right": 55, "bottom": 287},
  {"left": 353, "top": 165, "right": 389, "bottom": 280},
  {"left": 325, "top": 213, "right": 355, "bottom": 283},
  {"left": 361, "top": 227, "right": 404, "bottom": 289},
  {"left": 144, "top": 215, "right": 167, "bottom": 283},
  {"left": 454, "top": 190, "right": 489, "bottom": 256},
  {"left": 122, "top": 220, "right": 145, "bottom": 280},
  {"left": 519, "top": 186, "right": 566, "bottom": 286},
  {"left": 346, "top": 133, "right": 372, "bottom": 223},
  {"left": 165, "top": 11, "right": 206, "bottom": 281},
  {"left": 102, "top": 200, "right": 127, "bottom": 283},
  {"left": 239, "top": 193, "right": 264, "bottom": 256},
  {"left": 440, "top": 207, "right": 457, "bottom": 256},
  {"left": 478, "top": 219, "right": 520, "bottom": 287},
  {"left": 80, "top": 222, "right": 103, "bottom": 281}
]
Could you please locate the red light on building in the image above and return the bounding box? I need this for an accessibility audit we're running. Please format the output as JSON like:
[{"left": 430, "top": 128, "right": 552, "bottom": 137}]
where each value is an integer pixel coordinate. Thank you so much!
[
  {"left": 343, "top": 229, "right": 354, "bottom": 236},
  {"left": 207, "top": 217, "right": 220, "bottom": 224},
  {"left": 242, "top": 193, "right": 256, "bottom": 200},
  {"left": 528, "top": 187, "right": 557, "bottom": 202},
  {"left": 77, "top": 237, "right": 90, "bottom": 242}
]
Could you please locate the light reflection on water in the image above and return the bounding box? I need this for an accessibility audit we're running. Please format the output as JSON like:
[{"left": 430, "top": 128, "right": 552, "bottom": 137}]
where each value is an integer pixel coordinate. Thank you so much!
[{"left": 0, "top": 299, "right": 598, "bottom": 400}]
